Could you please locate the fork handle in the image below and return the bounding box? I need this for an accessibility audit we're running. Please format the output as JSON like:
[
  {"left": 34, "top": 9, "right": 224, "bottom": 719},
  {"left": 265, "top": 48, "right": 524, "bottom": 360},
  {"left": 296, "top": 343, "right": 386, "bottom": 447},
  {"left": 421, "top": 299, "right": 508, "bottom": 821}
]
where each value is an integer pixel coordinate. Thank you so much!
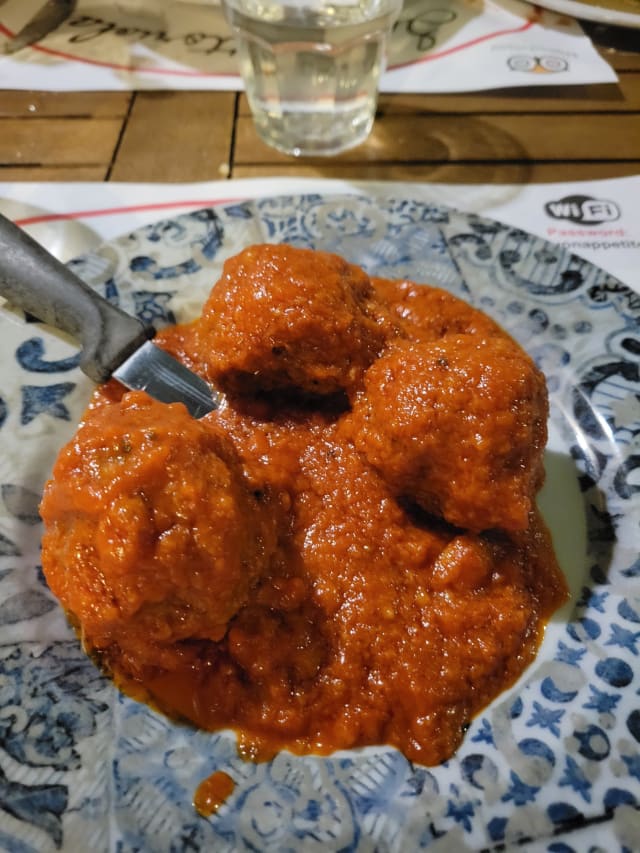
[{"left": 0, "top": 213, "right": 149, "bottom": 383}]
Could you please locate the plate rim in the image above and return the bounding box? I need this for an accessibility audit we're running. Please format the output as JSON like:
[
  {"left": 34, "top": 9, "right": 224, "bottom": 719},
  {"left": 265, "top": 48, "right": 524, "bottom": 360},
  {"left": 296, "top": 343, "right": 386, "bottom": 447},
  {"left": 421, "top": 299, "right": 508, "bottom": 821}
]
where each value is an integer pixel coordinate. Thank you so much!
[
  {"left": 1, "top": 190, "right": 638, "bottom": 851},
  {"left": 529, "top": 0, "right": 640, "bottom": 28}
]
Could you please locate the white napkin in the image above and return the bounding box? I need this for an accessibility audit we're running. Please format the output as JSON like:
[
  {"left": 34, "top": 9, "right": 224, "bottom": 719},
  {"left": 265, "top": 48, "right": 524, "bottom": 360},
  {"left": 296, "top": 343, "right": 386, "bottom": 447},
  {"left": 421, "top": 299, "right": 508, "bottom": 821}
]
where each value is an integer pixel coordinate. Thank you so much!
[{"left": 0, "top": 0, "right": 616, "bottom": 91}]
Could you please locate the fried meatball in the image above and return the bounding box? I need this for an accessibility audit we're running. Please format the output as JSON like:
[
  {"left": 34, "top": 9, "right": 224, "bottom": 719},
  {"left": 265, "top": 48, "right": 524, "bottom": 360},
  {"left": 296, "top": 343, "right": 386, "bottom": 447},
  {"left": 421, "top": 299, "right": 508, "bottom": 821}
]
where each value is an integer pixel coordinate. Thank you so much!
[
  {"left": 40, "top": 392, "right": 277, "bottom": 676},
  {"left": 198, "top": 244, "right": 387, "bottom": 397},
  {"left": 349, "top": 336, "right": 548, "bottom": 532},
  {"left": 372, "top": 277, "right": 505, "bottom": 341}
]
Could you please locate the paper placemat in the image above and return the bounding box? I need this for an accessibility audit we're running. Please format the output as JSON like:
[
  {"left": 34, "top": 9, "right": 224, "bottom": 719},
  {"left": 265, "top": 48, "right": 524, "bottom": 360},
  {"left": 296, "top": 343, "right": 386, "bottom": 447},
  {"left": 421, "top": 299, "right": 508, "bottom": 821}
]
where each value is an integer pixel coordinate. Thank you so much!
[
  {"left": 0, "top": 176, "right": 637, "bottom": 293},
  {"left": 0, "top": 0, "right": 617, "bottom": 92}
]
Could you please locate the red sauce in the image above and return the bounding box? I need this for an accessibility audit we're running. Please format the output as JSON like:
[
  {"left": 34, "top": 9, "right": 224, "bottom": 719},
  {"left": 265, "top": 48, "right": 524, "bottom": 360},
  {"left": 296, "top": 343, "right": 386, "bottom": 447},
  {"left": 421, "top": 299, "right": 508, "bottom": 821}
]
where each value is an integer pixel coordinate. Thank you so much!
[
  {"left": 193, "top": 770, "right": 235, "bottom": 817},
  {"left": 40, "top": 244, "right": 568, "bottom": 766}
]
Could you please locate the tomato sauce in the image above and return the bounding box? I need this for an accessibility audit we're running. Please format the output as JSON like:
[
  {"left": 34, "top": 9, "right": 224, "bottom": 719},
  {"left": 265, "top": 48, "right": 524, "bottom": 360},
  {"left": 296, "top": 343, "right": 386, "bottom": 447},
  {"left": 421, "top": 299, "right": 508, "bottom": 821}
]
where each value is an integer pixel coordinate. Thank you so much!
[
  {"left": 193, "top": 771, "right": 235, "bottom": 817},
  {"left": 40, "top": 244, "right": 568, "bottom": 767}
]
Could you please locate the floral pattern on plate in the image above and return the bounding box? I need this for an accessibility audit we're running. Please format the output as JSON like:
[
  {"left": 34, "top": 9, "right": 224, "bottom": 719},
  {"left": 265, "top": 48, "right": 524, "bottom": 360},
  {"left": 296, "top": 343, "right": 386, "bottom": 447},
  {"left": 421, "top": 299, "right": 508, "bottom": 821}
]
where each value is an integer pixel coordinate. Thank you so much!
[{"left": 0, "top": 194, "right": 638, "bottom": 852}]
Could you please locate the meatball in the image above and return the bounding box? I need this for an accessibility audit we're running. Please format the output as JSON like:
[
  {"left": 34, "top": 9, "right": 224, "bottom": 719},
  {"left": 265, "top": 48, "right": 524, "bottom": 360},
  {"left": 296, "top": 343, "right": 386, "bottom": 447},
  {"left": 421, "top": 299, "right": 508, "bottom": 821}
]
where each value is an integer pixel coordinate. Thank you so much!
[
  {"left": 198, "top": 244, "right": 388, "bottom": 397},
  {"left": 40, "top": 392, "right": 277, "bottom": 676},
  {"left": 372, "top": 277, "right": 505, "bottom": 341},
  {"left": 349, "top": 336, "right": 548, "bottom": 532}
]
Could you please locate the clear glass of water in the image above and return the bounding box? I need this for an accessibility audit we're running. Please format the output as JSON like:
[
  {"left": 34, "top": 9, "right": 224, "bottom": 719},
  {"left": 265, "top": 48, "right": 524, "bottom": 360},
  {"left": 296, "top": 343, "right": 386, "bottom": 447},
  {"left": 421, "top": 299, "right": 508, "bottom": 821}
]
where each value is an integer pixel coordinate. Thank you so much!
[{"left": 221, "top": 0, "right": 403, "bottom": 157}]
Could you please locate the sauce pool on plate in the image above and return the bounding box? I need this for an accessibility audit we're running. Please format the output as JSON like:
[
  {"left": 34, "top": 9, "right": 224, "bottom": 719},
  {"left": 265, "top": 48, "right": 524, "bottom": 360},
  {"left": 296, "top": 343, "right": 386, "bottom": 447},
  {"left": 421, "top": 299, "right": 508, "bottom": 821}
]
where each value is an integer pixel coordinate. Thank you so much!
[{"left": 40, "top": 243, "right": 568, "bottom": 768}]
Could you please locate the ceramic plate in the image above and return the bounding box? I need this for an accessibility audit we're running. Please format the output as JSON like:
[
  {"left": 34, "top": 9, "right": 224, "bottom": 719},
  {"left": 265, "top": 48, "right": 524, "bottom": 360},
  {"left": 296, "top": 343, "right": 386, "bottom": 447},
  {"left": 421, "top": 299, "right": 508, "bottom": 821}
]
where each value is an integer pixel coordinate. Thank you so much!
[
  {"left": 1, "top": 193, "right": 638, "bottom": 852},
  {"left": 528, "top": 0, "right": 640, "bottom": 28}
]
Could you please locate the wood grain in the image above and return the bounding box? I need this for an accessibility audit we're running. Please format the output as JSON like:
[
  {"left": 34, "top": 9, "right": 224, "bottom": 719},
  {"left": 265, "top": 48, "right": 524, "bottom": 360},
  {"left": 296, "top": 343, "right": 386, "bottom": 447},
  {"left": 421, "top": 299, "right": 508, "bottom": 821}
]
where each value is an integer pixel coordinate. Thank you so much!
[
  {"left": 233, "top": 113, "right": 640, "bottom": 165},
  {"left": 0, "top": 92, "right": 131, "bottom": 118},
  {"left": 604, "top": 52, "right": 640, "bottom": 72},
  {"left": 109, "top": 92, "right": 236, "bottom": 182},
  {"left": 0, "top": 118, "right": 123, "bottom": 166},
  {"left": 232, "top": 162, "right": 640, "bottom": 182},
  {"left": 238, "top": 75, "right": 640, "bottom": 116},
  {"left": 0, "top": 166, "right": 108, "bottom": 180},
  {"left": 591, "top": 23, "right": 640, "bottom": 70}
]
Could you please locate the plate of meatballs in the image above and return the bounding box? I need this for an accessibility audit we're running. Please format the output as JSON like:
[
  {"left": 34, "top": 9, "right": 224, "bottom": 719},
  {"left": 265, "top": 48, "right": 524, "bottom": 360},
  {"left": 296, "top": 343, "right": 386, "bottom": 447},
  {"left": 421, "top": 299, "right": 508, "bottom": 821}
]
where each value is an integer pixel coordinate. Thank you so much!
[{"left": 1, "top": 192, "right": 638, "bottom": 852}]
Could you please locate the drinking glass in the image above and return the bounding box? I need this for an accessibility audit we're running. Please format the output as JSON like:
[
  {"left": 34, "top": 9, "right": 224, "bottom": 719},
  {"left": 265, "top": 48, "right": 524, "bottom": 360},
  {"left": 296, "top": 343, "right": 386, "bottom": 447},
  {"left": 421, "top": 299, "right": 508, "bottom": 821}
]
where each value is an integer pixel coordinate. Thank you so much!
[{"left": 221, "top": 0, "right": 403, "bottom": 157}]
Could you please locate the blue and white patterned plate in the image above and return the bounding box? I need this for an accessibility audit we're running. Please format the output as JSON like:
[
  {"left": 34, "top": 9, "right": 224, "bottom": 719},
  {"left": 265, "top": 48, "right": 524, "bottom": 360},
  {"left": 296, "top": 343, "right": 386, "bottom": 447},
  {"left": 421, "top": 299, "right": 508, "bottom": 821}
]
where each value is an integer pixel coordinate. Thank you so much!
[{"left": 1, "top": 193, "right": 638, "bottom": 852}]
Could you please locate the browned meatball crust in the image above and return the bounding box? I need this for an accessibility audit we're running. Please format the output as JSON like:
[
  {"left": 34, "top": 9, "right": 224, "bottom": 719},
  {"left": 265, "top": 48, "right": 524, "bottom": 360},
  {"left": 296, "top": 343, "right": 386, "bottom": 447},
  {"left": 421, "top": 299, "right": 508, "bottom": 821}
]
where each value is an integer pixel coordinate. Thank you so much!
[
  {"left": 349, "top": 335, "right": 548, "bottom": 532},
  {"left": 198, "top": 244, "right": 388, "bottom": 397}
]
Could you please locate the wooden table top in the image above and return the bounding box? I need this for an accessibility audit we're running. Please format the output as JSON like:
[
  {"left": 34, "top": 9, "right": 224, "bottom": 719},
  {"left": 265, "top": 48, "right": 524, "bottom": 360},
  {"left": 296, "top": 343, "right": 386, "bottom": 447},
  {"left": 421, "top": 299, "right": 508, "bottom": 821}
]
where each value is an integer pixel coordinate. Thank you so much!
[{"left": 1, "top": 21, "right": 639, "bottom": 186}]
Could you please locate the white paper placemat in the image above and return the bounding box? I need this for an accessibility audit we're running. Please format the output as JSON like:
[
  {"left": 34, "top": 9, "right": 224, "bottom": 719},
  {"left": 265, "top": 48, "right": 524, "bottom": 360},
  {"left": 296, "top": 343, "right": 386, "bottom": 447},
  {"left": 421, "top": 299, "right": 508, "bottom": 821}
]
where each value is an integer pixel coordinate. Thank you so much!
[{"left": 0, "top": 0, "right": 617, "bottom": 91}]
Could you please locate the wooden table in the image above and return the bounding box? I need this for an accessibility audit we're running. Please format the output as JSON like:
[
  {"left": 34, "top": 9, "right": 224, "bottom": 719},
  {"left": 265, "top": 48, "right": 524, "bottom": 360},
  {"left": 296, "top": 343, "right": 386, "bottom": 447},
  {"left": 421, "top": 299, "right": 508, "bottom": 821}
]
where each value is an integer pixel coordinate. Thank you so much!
[{"left": 1, "top": 21, "right": 639, "bottom": 185}]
